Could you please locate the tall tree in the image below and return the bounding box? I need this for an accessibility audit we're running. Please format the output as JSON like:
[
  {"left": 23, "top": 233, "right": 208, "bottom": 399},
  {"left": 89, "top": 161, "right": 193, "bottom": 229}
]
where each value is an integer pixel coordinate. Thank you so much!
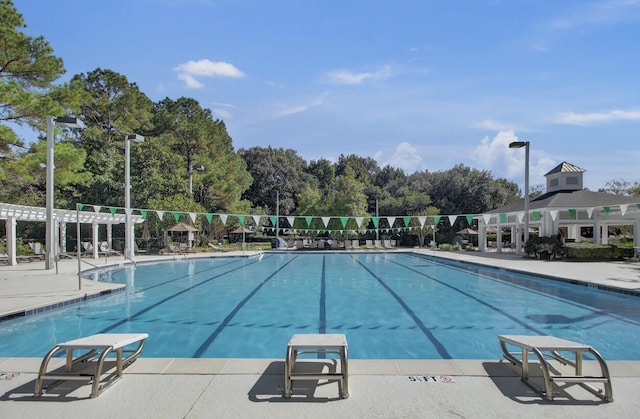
[
  {"left": 71, "top": 68, "right": 154, "bottom": 207},
  {"left": 0, "top": 0, "right": 78, "bottom": 182},
  {"left": 239, "top": 146, "right": 309, "bottom": 215}
]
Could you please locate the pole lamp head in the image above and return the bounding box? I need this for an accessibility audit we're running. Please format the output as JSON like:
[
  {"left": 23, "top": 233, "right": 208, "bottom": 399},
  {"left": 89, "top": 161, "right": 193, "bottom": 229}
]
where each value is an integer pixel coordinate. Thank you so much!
[
  {"left": 191, "top": 164, "right": 205, "bottom": 172},
  {"left": 126, "top": 134, "right": 145, "bottom": 143},
  {"left": 509, "top": 141, "right": 528, "bottom": 149}
]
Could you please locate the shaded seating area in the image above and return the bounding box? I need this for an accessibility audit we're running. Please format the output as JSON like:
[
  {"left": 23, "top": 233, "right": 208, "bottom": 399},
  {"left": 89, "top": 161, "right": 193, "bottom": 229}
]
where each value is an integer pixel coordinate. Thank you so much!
[{"left": 35, "top": 333, "right": 148, "bottom": 398}]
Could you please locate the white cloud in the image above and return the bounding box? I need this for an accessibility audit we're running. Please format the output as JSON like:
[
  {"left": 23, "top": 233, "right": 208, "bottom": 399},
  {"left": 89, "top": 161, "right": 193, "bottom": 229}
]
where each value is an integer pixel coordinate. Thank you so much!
[
  {"left": 555, "top": 109, "right": 640, "bottom": 125},
  {"left": 213, "top": 108, "right": 233, "bottom": 120},
  {"left": 323, "top": 66, "right": 393, "bottom": 85},
  {"left": 375, "top": 142, "right": 424, "bottom": 173},
  {"left": 472, "top": 130, "right": 556, "bottom": 189},
  {"left": 174, "top": 59, "right": 245, "bottom": 88},
  {"left": 270, "top": 93, "right": 327, "bottom": 119}
]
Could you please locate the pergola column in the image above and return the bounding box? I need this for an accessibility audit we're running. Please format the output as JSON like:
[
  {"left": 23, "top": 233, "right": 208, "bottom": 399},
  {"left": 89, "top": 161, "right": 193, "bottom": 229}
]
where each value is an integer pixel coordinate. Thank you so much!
[
  {"left": 5, "top": 216, "right": 17, "bottom": 265},
  {"left": 92, "top": 222, "right": 99, "bottom": 259},
  {"left": 59, "top": 222, "right": 67, "bottom": 254}
]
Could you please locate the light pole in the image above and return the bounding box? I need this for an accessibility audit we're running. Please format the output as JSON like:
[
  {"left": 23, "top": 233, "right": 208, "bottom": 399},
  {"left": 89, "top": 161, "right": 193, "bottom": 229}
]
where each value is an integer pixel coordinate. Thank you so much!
[
  {"left": 45, "top": 116, "right": 82, "bottom": 270},
  {"left": 125, "top": 134, "right": 144, "bottom": 259},
  {"left": 275, "top": 190, "right": 280, "bottom": 240},
  {"left": 188, "top": 163, "right": 205, "bottom": 194},
  {"left": 509, "top": 141, "right": 530, "bottom": 248}
]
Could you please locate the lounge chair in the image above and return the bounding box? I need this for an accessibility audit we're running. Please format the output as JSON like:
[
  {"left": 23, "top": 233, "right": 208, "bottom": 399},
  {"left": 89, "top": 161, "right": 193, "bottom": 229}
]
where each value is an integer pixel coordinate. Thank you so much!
[
  {"left": 374, "top": 240, "right": 383, "bottom": 248},
  {"left": 498, "top": 335, "right": 612, "bottom": 402},
  {"left": 99, "top": 241, "right": 120, "bottom": 257},
  {"left": 27, "top": 242, "right": 46, "bottom": 260},
  {"left": 383, "top": 240, "right": 393, "bottom": 249},
  {"left": 35, "top": 333, "right": 148, "bottom": 398},
  {"left": 81, "top": 241, "right": 94, "bottom": 255},
  {"left": 365, "top": 240, "right": 374, "bottom": 249},
  {"left": 344, "top": 240, "right": 352, "bottom": 250},
  {"left": 352, "top": 240, "right": 360, "bottom": 249},
  {"left": 208, "top": 242, "right": 232, "bottom": 252}
]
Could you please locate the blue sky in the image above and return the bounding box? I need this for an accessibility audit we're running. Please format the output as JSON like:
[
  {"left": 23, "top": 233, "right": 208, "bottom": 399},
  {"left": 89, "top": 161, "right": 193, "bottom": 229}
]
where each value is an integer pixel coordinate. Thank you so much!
[{"left": 14, "top": 0, "right": 640, "bottom": 191}]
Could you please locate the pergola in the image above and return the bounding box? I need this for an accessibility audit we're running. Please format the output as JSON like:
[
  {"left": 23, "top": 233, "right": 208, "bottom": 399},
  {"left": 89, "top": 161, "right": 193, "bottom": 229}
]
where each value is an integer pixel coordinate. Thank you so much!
[{"left": 1, "top": 202, "right": 144, "bottom": 266}]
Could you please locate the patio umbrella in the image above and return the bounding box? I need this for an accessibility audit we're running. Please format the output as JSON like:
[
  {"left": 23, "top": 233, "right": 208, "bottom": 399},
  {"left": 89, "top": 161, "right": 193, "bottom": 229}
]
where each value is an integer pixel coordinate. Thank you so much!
[
  {"left": 456, "top": 228, "right": 478, "bottom": 235},
  {"left": 141, "top": 222, "right": 151, "bottom": 251}
]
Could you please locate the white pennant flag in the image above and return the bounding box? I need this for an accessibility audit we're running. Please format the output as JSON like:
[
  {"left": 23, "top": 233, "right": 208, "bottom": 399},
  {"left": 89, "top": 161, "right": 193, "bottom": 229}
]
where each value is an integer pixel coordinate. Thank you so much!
[
  {"left": 156, "top": 210, "right": 164, "bottom": 220},
  {"left": 387, "top": 217, "right": 396, "bottom": 228},
  {"left": 287, "top": 216, "right": 295, "bottom": 227},
  {"left": 620, "top": 204, "right": 629, "bottom": 216},
  {"left": 220, "top": 214, "right": 228, "bottom": 225},
  {"left": 448, "top": 215, "right": 457, "bottom": 226},
  {"left": 418, "top": 216, "right": 426, "bottom": 228},
  {"left": 586, "top": 207, "right": 594, "bottom": 219},
  {"left": 252, "top": 215, "right": 261, "bottom": 226},
  {"left": 355, "top": 217, "right": 364, "bottom": 228},
  {"left": 93, "top": 205, "right": 102, "bottom": 213},
  {"left": 321, "top": 217, "right": 330, "bottom": 227},
  {"left": 189, "top": 212, "right": 197, "bottom": 223},
  {"left": 549, "top": 210, "right": 558, "bottom": 221},
  {"left": 482, "top": 214, "right": 491, "bottom": 225},
  {"left": 517, "top": 212, "right": 525, "bottom": 223}
]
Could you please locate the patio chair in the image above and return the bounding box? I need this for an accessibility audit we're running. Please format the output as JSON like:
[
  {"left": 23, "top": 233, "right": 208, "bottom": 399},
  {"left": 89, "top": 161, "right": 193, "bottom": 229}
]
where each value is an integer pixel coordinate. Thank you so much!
[
  {"left": 352, "top": 240, "right": 360, "bottom": 249},
  {"left": 365, "top": 240, "right": 374, "bottom": 249}
]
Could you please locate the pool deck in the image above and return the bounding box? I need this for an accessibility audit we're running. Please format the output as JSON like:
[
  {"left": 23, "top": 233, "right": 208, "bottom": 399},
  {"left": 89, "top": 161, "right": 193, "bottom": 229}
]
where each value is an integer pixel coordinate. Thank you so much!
[{"left": 1, "top": 250, "right": 640, "bottom": 418}]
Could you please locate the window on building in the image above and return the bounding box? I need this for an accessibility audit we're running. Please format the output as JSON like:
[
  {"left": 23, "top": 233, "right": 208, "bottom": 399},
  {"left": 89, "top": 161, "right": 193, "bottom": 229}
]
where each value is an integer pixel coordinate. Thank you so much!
[{"left": 566, "top": 176, "right": 578, "bottom": 185}]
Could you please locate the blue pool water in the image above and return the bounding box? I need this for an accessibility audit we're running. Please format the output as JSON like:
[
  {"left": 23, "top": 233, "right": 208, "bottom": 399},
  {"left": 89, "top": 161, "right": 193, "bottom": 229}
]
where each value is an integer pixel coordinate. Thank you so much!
[{"left": 2, "top": 252, "right": 640, "bottom": 359}]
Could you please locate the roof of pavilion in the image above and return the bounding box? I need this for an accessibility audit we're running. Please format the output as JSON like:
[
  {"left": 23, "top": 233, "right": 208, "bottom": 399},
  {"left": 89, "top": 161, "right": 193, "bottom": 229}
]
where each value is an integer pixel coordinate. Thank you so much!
[
  {"left": 0, "top": 202, "right": 144, "bottom": 224},
  {"left": 486, "top": 189, "right": 640, "bottom": 214}
]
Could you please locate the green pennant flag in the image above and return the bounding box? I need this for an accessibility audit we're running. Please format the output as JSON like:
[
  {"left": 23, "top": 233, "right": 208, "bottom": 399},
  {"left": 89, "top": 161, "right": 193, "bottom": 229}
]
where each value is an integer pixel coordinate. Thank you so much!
[
  {"left": 499, "top": 213, "right": 507, "bottom": 223},
  {"left": 77, "top": 203, "right": 84, "bottom": 211},
  {"left": 173, "top": 212, "right": 180, "bottom": 222},
  {"left": 532, "top": 211, "right": 541, "bottom": 221},
  {"left": 237, "top": 215, "right": 245, "bottom": 225},
  {"left": 403, "top": 216, "right": 411, "bottom": 227},
  {"left": 637, "top": 203, "right": 640, "bottom": 210},
  {"left": 433, "top": 215, "right": 441, "bottom": 225},
  {"left": 205, "top": 213, "right": 213, "bottom": 223},
  {"left": 340, "top": 217, "right": 348, "bottom": 228},
  {"left": 109, "top": 207, "right": 117, "bottom": 216},
  {"left": 603, "top": 206, "right": 610, "bottom": 216},
  {"left": 568, "top": 209, "right": 576, "bottom": 219},
  {"left": 372, "top": 217, "right": 380, "bottom": 228},
  {"left": 305, "top": 216, "right": 312, "bottom": 226},
  {"left": 466, "top": 215, "right": 473, "bottom": 225},
  {"left": 140, "top": 209, "right": 148, "bottom": 219},
  {"left": 270, "top": 216, "right": 277, "bottom": 227}
]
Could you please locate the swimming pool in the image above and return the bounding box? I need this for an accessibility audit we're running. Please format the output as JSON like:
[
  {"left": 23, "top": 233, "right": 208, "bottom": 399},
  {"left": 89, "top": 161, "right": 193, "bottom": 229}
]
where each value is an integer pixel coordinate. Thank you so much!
[{"left": 2, "top": 252, "right": 640, "bottom": 359}]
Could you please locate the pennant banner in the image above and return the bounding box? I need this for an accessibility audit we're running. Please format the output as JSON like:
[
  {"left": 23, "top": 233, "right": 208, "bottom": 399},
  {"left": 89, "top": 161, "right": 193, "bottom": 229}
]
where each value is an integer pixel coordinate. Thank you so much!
[
  {"left": 355, "top": 217, "right": 364, "bottom": 228},
  {"left": 220, "top": 214, "right": 228, "bottom": 225},
  {"left": 466, "top": 215, "right": 473, "bottom": 225},
  {"left": 586, "top": 208, "right": 594, "bottom": 219},
  {"left": 418, "top": 216, "right": 426, "bottom": 228},
  {"left": 532, "top": 211, "right": 541, "bottom": 221},
  {"left": 205, "top": 213, "right": 213, "bottom": 223},
  {"left": 237, "top": 214, "right": 245, "bottom": 225},
  {"left": 321, "top": 217, "right": 330, "bottom": 228},
  {"left": 172, "top": 212, "right": 180, "bottom": 222},
  {"left": 156, "top": 210, "right": 165, "bottom": 220},
  {"left": 620, "top": 204, "right": 628, "bottom": 216},
  {"left": 568, "top": 209, "right": 576, "bottom": 219},
  {"left": 252, "top": 215, "right": 261, "bottom": 226},
  {"left": 189, "top": 212, "right": 197, "bottom": 223},
  {"left": 448, "top": 215, "right": 457, "bottom": 226},
  {"left": 549, "top": 210, "right": 558, "bottom": 221}
]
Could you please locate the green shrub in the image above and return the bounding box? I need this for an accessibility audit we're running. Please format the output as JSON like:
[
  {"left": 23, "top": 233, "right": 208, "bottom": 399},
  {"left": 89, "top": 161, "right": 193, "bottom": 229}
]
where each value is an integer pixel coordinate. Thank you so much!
[
  {"left": 438, "top": 243, "right": 462, "bottom": 251},
  {"left": 524, "top": 236, "right": 565, "bottom": 259},
  {"left": 565, "top": 242, "right": 634, "bottom": 260}
]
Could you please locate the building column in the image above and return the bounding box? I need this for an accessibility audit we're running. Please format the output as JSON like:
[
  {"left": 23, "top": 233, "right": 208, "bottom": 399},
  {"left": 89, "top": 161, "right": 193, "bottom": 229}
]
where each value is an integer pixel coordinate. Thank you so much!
[
  {"left": 601, "top": 224, "right": 609, "bottom": 245},
  {"left": 478, "top": 222, "right": 486, "bottom": 252},
  {"left": 496, "top": 226, "right": 503, "bottom": 253}
]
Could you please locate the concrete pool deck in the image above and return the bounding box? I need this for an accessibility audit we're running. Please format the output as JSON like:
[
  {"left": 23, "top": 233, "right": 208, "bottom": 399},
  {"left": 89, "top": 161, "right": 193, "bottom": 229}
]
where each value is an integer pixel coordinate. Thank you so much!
[{"left": 1, "top": 250, "right": 640, "bottom": 418}]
